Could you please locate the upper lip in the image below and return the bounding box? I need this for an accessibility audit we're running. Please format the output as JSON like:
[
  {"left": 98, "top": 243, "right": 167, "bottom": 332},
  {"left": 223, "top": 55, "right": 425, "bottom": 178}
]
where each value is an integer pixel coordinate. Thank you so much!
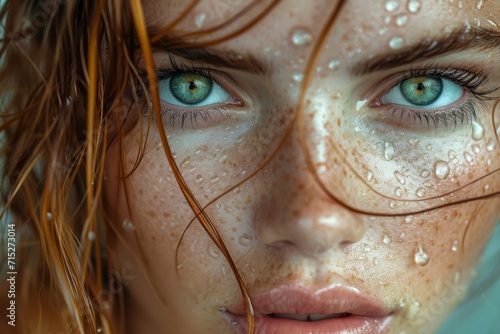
[{"left": 227, "top": 283, "right": 393, "bottom": 318}]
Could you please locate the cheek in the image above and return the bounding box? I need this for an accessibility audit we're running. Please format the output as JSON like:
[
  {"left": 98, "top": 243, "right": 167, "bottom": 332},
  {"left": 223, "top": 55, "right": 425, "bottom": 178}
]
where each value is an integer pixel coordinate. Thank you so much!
[
  {"left": 360, "top": 200, "right": 499, "bottom": 330},
  {"left": 103, "top": 130, "right": 246, "bottom": 295}
]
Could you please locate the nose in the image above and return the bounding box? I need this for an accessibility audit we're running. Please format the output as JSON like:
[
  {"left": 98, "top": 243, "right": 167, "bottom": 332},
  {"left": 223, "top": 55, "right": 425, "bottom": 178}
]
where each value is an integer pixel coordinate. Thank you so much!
[{"left": 253, "top": 128, "right": 365, "bottom": 257}]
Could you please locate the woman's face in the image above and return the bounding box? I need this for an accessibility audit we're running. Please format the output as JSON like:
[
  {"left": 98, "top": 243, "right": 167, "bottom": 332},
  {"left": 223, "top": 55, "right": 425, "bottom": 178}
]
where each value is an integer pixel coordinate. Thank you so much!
[{"left": 104, "top": 1, "right": 500, "bottom": 333}]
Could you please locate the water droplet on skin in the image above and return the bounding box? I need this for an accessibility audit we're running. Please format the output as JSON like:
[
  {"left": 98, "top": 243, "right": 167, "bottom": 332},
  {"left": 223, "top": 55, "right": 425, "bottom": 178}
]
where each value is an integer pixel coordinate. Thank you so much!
[
  {"left": 208, "top": 244, "right": 220, "bottom": 259},
  {"left": 395, "top": 187, "right": 403, "bottom": 197},
  {"left": 464, "top": 152, "right": 473, "bottom": 163},
  {"left": 238, "top": 233, "right": 254, "bottom": 247},
  {"left": 390, "top": 201, "right": 397, "bottom": 208},
  {"left": 122, "top": 219, "right": 135, "bottom": 232},
  {"left": 448, "top": 150, "right": 457, "bottom": 159},
  {"left": 97, "top": 328, "right": 103, "bottom": 333},
  {"left": 484, "top": 184, "right": 490, "bottom": 192},
  {"left": 486, "top": 139, "right": 496, "bottom": 151},
  {"left": 177, "top": 264, "right": 184, "bottom": 270},
  {"left": 416, "top": 188, "right": 426, "bottom": 198},
  {"left": 396, "top": 15, "right": 409, "bottom": 26},
  {"left": 383, "top": 235, "right": 392, "bottom": 245},
  {"left": 486, "top": 19, "right": 498, "bottom": 27},
  {"left": 210, "top": 176, "right": 220, "bottom": 183},
  {"left": 420, "top": 169, "right": 430, "bottom": 178},
  {"left": 407, "top": 0, "right": 422, "bottom": 13},
  {"left": 414, "top": 247, "right": 429, "bottom": 266},
  {"left": 409, "top": 138, "right": 419, "bottom": 145},
  {"left": 195, "top": 175, "right": 204, "bottom": 184},
  {"left": 195, "top": 13, "right": 206, "bottom": 28},
  {"left": 290, "top": 26, "right": 313, "bottom": 46},
  {"left": 472, "top": 144, "right": 481, "bottom": 154},
  {"left": 385, "top": 0, "right": 400, "bottom": 12},
  {"left": 407, "top": 301, "right": 420, "bottom": 319},
  {"left": 394, "top": 171, "right": 406, "bottom": 184},
  {"left": 363, "top": 244, "right": 373, "bottom": 252},
  {"left": 400, "top": 232, "right": 406, "bottom": 239},
  {"left": 384, "top": 142, "right": 396, "bottom": 160},
  {"left": 471, "top": 120, "right": 485, "bottom": 141},
  {"left": 292, "top": 73, "right": 304, "bottom": 82},
  {"left": 405, "top": 215, "right": 413, "bottom": 223},
  {"left": 464, "top": 20, "right": 472, "bottom": 33},
  {"left": 46, "top": 211, "right": 54, "bottom": 221},
  {"left": 373, "top": 258, "right": 379, "bottom": 265},
  {"left": 389, "top": 36, "right": 404, "bottom": 49},
  {"left": 379, "top": 27, "right": 389, "bottom": 36},
  {"left": 356, "top": 99, "right": 367, "bottom": 112},
  {"left": 452, "top": 240, "right": 458, "bottom": 252},
  {"left": 434, "top": 160, "right": 450, "bottom": 179},
  {"left": 476, "top": 0, "right": 483, "bottom": 10},
  {"left": 366, "top": 170, "right": 374, "bottom": 182},
  {"left": 328, "top": 59, "right": 340, "bottom": 70}
]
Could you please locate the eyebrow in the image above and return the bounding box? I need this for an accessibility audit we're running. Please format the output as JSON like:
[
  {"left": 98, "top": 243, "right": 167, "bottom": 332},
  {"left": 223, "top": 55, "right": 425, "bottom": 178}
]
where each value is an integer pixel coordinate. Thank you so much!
[
  {"left": 150, "top": 35, "right": 267, "bottom": 75},
  {"left": 353, "top": 26, "right": 500, "bottom": 76}
]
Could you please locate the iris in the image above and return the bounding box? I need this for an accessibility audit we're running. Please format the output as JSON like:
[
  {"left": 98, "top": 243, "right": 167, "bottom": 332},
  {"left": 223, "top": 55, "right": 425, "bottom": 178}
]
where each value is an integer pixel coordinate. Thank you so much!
[
  {"left": 400, "top": 77, "right": 443, "bottom": 106},
  {"left": 170, "top": 73, "right": 213, "bottom": 105}
]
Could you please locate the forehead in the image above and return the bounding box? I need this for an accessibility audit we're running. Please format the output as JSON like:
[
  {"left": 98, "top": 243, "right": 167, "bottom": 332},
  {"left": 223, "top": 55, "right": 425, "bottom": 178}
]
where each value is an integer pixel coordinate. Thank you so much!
[
  {"left": 143, "top": 0, "right": 500, "bottom": 66},
  {"left": 141, "top": 0, "right": 498, "bottom": 47}
]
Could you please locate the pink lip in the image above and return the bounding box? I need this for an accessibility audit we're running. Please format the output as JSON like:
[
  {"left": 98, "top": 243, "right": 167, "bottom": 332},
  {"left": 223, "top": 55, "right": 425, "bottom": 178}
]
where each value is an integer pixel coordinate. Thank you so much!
[{"left": 225, "top": 284, "right": 394, "bottom": 334}]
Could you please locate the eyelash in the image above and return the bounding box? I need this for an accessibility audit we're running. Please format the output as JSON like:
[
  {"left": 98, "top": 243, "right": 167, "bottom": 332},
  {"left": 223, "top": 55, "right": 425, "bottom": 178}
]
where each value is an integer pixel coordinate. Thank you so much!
[
  {"left": 376, "top": 65, "right": 497, "bottom": 128},
  {"left": 388, "top": 100, "right": 479, "bottom": 128}
]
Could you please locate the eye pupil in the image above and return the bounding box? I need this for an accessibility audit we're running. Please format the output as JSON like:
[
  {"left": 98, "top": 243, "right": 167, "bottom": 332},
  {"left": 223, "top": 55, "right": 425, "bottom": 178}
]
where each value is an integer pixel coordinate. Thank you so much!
[
  {"left": 400, "top": 77, "right": 443, "bottom": 106},
  {"left": 170, "top": 73, "right": 213, "bottom": 105}
]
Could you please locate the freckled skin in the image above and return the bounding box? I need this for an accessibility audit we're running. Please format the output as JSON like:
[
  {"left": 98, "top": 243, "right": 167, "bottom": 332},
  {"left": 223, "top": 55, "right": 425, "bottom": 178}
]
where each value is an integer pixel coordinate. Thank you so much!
[{"left": 104, "top": 1, "right": 500, "bottom": 333}]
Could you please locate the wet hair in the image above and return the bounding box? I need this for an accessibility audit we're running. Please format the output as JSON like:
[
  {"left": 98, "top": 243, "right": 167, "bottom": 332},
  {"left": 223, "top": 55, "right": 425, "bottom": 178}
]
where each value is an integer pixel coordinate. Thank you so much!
[{"left": 0, "top": 0, "right": 499, "bottom": 333}]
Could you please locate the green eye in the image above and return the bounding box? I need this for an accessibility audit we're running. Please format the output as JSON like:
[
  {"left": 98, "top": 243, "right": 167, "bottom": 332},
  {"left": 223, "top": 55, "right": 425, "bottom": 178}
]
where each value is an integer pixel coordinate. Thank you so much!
[
  {"left": 400, "top": 77, "right": 443, "bottom": 106},
  {"left": 170, "top": 73, "right": 213, "bottom": 105}
]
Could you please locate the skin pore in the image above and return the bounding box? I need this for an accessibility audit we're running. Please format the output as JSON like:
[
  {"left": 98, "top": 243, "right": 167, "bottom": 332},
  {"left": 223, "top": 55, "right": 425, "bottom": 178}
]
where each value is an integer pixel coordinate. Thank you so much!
[{"left": 104, "top": 0, "right": 500, "bottom": 333}]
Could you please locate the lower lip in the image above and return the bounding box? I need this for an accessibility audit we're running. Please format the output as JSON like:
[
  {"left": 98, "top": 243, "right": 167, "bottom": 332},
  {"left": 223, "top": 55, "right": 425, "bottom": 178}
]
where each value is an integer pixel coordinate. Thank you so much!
[{"left": 227, "top": 314, "right": 393, "bottom": 334}]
